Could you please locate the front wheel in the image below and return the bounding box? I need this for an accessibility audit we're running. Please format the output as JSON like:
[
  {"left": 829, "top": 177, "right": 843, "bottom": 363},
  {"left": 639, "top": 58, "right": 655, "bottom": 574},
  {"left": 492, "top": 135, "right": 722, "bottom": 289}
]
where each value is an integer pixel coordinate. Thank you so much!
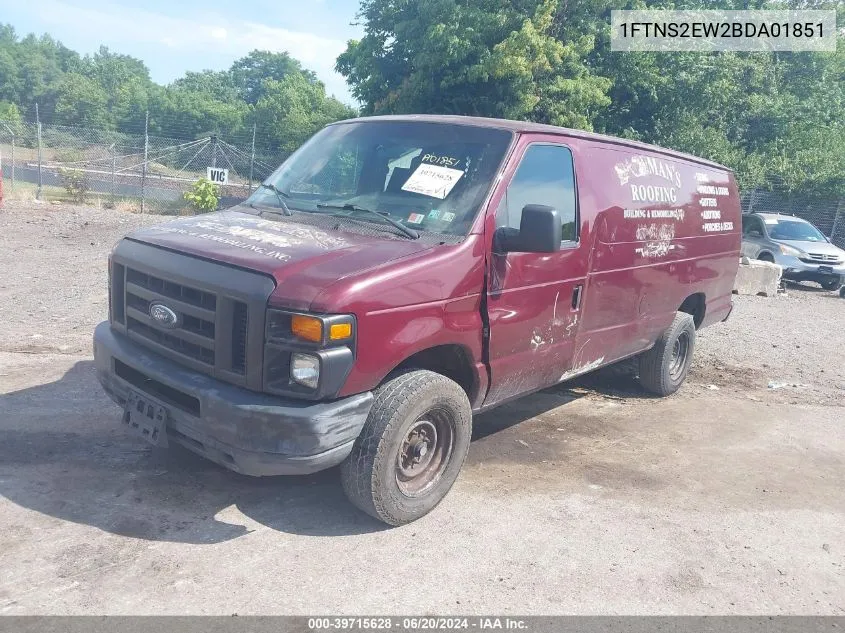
[
  {"left": 340, "top": 370, "right": 472, "bottom": 526},
  {"left": 638, "top": 311, "right": 696, "bottom": 396},
  {"left": 820, "top": 278, "right": 841, "bottom": 291}
]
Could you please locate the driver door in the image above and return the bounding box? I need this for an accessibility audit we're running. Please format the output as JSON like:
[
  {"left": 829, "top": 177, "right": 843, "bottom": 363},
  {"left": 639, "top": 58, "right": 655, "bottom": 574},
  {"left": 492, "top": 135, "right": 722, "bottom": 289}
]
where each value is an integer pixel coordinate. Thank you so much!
[{"left": 483, "top": 140, "right": 590, "bottom": 407}]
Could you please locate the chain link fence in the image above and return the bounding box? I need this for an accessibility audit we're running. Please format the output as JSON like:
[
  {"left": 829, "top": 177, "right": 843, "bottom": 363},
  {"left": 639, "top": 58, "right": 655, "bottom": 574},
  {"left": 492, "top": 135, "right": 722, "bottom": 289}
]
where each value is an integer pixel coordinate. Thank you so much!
[
  {"left": 0, "top": 115, "right": 280, "bottom": 213},
  {"left": 741, "top": 180, "right": 845, "bottom": 249}
]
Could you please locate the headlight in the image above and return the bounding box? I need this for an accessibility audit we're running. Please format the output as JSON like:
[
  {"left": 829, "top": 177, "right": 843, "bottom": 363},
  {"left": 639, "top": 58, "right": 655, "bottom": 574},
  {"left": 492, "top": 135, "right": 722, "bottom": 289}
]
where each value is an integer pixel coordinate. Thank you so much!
[
  {"left": 291, "top": 353, "right": 320, "bottom": 389},
  {"left": 264, "top": 309, "right": 356, "bottom": 398},
  {"left": 779, "top": 244, "right": 802, "bottom": 257}
]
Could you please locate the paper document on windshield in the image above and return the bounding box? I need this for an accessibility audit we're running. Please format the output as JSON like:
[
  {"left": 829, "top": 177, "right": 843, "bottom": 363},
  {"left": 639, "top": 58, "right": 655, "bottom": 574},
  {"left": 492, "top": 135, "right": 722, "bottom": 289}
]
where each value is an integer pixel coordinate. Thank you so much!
[{"left": 401, "top": 164, "right": 464, "bottom": 199}]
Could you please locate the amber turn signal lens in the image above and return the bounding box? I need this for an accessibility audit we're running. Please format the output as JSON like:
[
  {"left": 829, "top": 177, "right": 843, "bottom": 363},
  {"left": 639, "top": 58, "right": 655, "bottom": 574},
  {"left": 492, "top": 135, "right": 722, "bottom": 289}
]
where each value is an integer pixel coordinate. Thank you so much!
[
  {"left": 291, "top": 315, "right": 323, "bottom": 342},
  {"left": 329, "top": 323, "right": 352, "bottom": 340}
]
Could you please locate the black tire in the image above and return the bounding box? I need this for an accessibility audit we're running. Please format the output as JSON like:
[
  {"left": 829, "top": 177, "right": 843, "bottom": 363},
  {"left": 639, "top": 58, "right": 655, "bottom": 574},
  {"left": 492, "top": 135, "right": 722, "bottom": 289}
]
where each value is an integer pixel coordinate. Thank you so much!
[
  {"left": 840, "top": 286, "right": 845, "bottom": 299},
  {"left": 638, "top": 311, "right": 696, "bottom": 397},
  {"left": 757, "top": 253, "right": 775, "bottom": 263},
  {"left": 340, "top": 369, "right": 472, "bottom": 526},
  {"left": 820, "top": 278, "right": 841, "bottom": 291}
]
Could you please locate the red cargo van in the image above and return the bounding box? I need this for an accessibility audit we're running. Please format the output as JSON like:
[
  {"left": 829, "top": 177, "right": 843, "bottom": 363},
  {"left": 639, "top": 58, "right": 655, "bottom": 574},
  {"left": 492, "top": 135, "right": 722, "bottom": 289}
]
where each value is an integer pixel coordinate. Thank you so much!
[{"left": 94, "top": 115, "right": 740, "bottom": 524}]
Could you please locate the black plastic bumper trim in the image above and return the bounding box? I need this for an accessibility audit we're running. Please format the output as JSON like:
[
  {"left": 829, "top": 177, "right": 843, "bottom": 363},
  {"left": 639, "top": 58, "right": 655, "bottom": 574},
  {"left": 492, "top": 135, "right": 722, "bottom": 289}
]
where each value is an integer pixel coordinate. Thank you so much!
[{"left": 94, "top": 322, "right": 373, "bottom": 477}]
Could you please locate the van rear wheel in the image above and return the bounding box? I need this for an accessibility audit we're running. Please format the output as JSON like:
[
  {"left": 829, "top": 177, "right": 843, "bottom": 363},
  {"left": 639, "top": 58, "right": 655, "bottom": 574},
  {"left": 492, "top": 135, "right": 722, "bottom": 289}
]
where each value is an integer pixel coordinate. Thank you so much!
[
  {"left": 340, "top": 370, "right": 472, "bottom": 526},
  {"left": 638, "top": 311, "right": 696, "bottom": 396}
]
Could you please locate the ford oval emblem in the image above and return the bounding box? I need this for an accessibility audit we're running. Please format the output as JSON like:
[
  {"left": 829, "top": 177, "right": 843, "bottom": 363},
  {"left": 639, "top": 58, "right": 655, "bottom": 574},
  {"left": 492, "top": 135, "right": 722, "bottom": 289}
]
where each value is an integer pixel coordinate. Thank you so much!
[{"left": 149, "top": 302, "right": 180, "bottom": 329}]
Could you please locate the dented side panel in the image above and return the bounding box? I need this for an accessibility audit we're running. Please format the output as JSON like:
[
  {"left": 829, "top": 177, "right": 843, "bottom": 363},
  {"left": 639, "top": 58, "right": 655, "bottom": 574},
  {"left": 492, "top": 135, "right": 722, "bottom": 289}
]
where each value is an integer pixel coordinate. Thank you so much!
[
  {"left": 482, "top": 134, "right": 594, "bottom": 407},
  {"left": 481, "top": 132, "right": 740, "bottom": 409}
]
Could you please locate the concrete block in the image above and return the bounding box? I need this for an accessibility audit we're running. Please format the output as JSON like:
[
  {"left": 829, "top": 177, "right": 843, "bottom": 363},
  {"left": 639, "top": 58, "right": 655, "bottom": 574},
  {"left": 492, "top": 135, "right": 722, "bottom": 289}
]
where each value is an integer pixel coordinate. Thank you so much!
[{"left": 733, "top": 258, "right": 782, "bottom": 297}]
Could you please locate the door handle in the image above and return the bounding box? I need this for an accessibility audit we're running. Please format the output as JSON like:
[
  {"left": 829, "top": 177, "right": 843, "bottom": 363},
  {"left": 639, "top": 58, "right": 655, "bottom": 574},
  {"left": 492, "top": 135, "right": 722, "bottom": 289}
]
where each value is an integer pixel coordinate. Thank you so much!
[{"left": 571, "top": 285, "right": 583, "bottom": 310}]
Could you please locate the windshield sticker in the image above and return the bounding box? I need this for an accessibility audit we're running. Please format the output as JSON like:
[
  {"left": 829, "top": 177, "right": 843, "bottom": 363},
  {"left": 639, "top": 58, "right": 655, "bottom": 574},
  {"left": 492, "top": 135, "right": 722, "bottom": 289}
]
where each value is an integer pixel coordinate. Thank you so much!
[
  {"left": 442, "top": 211, "right": 456, "bottom": 223},
  {"left": 421, "top": 154, "right": 461, "bottom": 168},
  {"left": 427, "top": 209, "right": 441, "bottom": 220},
  {"left": 408, "top": 213, "right": 425, "bottom": 224},
  {"left": 401, "top": 164, "right": 464, "bottom": 199}
]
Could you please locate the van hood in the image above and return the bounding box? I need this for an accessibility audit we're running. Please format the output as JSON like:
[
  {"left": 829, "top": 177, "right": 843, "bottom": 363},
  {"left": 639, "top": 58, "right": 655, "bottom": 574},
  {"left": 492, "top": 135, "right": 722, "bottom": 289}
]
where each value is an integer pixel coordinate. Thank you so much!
[{"left": 125, "top": 209, "right": 434, "bottom": 309}]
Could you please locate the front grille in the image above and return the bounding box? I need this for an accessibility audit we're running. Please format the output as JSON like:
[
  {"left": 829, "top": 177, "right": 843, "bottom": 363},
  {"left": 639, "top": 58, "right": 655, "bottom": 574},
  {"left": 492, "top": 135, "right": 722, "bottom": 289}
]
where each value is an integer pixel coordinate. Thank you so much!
[
  {"left": 115, "top": 265, "right": 249, "bottom": 379},
  {"left": 126, "top": 268, "right": 216, "bottom": 310},
  {"left": 111, "top": 263, "right": 126, "bottom": 324},
  {"left": 801, "top": 253, "right": 841, "bottom": 264},
  {"left": 127, "top": 316, "right": 215, "bottom": 365},
  {"left": 231, "top": 301, "right": 248, "bottom": 375}
]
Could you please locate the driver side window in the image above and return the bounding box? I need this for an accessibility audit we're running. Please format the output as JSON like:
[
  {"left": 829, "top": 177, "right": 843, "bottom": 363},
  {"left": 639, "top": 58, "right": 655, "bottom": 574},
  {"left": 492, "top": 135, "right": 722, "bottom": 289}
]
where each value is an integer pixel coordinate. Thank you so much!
[
  {"left": 742, "top": 215, "right": 764, "bottom": 237},
  {"left": 497, "top": 144, "right": 578, "bottom": 243}
]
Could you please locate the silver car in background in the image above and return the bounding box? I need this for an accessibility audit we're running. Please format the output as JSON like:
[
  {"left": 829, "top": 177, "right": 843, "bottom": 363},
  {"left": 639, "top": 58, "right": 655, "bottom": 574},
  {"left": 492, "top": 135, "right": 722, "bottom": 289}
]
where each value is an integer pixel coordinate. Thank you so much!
[{"left": 741, "top": 212, "right": 845, "bottom": 290}]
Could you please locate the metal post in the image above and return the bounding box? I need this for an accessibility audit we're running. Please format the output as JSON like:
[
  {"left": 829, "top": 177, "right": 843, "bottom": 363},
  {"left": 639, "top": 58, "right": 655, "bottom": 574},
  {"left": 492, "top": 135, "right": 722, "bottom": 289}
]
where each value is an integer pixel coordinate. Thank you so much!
[
  {"left": 248, "top": 124, "right": 256, "bottom": 194},
  {"left": 211, "top": 134, "right": 218, "bottom": 169},
  {"left": 141, "top": 111, "right": 148, "bottom": 213},
  {"left": 2, "top": 124, "right": 13, "bottom": 192},
  {"left": 35, "top": 104, "right": 43, "bottom": 200},
  {"left": 110, "top": 142, "right": 116, "bottom": 200}
]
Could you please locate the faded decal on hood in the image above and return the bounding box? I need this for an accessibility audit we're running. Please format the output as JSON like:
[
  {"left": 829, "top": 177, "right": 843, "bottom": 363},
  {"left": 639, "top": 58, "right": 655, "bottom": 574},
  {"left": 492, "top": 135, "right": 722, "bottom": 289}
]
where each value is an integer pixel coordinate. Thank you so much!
[{"left": 144, "top": 215, "right": 349, "bottom": 261}]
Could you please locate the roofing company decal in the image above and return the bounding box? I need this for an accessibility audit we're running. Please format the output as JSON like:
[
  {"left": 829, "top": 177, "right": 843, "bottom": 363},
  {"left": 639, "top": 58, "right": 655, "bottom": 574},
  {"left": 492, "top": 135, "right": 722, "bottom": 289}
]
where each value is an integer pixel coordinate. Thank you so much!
[
  {"left": 615, "top": 155, "right": 682, "bottom": 203},
  {"left": 695, "top": 172, "right": 734, "bottom": 233}
]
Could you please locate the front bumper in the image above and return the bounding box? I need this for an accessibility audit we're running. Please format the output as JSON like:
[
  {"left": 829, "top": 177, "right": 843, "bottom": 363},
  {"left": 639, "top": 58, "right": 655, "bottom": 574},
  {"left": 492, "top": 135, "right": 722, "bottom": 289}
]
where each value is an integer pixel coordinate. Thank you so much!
[
  {"left": 93, "top": 321, "right": 373, "bottom": 476},
  {"left": 776, "top": 255, "right": 845, "bottom": 284}
]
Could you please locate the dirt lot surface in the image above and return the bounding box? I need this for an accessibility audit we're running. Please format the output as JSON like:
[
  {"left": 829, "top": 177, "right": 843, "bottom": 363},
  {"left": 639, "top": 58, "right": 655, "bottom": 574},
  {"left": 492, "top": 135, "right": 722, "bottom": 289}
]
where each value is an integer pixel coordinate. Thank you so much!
[{"left": 1, "top": 201, "right": 843, "bottom": 615}]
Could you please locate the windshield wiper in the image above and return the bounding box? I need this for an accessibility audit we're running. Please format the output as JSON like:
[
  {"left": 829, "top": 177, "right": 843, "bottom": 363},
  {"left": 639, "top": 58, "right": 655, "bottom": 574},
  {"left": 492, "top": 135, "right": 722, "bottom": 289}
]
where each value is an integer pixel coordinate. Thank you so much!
[
  {"left": 256, "top": 183, "right": 292, "bottom": 216},
  {"left": 316, "top": 203, "right": 419, "bottom": 239}
]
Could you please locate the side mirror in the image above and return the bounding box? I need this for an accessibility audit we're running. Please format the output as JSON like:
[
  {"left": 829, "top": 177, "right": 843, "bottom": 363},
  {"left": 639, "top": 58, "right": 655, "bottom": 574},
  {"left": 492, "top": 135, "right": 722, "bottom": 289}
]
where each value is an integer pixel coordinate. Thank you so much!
[{"left": 495, "top": 205, "right": 561, "bottom": 253}]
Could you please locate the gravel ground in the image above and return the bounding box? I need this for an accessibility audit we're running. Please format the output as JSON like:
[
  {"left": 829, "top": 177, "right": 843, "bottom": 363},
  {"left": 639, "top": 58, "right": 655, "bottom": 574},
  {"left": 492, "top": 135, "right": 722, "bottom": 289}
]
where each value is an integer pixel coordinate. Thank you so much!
[
  {"left": 1, "top": 201, "right": 843, "bottom": 615},
  {"left": 0, "top": 200, "right": 160, "bottom": 355}
]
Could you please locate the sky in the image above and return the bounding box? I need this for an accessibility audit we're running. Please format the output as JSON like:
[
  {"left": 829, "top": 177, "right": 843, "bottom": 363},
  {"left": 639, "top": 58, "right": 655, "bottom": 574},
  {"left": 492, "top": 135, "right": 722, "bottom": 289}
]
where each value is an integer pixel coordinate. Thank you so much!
[{"left": 0, "top": 0, "right": 363, "bottom": 102}]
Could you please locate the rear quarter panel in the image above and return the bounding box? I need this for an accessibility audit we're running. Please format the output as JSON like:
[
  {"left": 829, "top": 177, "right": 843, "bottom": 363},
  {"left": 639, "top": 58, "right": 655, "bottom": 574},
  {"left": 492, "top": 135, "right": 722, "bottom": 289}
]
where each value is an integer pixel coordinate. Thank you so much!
[{"left": 574, "top": 143, "right": 740, "bottom": 367}]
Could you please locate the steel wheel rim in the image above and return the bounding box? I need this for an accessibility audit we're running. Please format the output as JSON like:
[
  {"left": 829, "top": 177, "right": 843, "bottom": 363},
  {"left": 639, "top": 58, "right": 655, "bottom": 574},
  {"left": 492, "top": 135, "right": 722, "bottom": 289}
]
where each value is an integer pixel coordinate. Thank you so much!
[
  {"left": 395, "top": 410, "right": 454, "bottom": 497},
  {"left": 669, "top": 331, "right": 690, "bottom": 380}
]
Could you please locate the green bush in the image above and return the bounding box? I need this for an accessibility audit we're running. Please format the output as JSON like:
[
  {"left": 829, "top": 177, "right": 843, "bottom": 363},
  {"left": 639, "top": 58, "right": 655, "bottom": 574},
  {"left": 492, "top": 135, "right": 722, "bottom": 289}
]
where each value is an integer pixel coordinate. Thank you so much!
[
  {"left": 58, "top": 167, "right": 90, "bottom": 203},
  {"left": 183, "top": 178, "right": 220, "bottom": 212}
]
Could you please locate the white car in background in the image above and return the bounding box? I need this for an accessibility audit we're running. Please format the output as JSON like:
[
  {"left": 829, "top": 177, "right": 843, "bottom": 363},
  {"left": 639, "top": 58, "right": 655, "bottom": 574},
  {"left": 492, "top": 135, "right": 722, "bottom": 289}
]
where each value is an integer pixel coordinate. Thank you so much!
[{"left": 741, "top": 212, "right": 845, "bottom": 291}]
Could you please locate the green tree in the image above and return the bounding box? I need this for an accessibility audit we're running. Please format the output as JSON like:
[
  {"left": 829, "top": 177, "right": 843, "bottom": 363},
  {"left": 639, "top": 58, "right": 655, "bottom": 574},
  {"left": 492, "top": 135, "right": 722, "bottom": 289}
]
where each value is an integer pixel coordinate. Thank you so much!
[
  {"left": 149, "top": 86, "right": 250, "bottom": 139},
  {"left": 230, "top": 50, "right": 317, "bottom": 104},
  {"left": 0, "top": 25, "right": 358, "bottom": 157},
  {"left": 254, "top": 73, "right": 356, "bottom": 153},
  {"left": 336, "top": 0, "right": 610, "bottom": 128},
  {"left": 53, "top": 72, "right": 112, "bottom": 128},
  {"left": 172, "top": 70, "right": 240, "bottom": 102},
  {"left": 0, "top": 100, "right": 21, "bottom": 123}
]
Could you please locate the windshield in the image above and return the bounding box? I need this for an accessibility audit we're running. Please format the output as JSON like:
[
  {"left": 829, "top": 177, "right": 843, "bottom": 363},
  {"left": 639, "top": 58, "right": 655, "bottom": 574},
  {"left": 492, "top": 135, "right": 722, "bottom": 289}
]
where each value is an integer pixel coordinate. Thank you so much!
[
  {"left": 245, "top": 121, "right": 513, "bottom": 237},
  {"left": 768, "top": 219, "right": 826, "bottom": 242}
]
